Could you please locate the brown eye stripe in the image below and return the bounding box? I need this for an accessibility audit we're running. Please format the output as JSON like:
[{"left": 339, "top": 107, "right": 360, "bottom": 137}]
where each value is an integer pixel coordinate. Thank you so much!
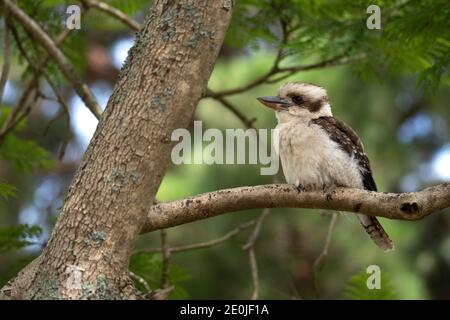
[
  {"left": 307, "top": 99, "right": 322, "bottom": 112},
  {"left": 285, "top": 92, "right": 328, "bottom": 112},
  {"left": 309, "top": 96, "right": 329, "bottom": 112}
]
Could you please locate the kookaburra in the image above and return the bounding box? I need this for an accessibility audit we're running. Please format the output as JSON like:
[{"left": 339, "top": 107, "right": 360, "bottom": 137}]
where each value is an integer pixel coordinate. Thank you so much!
[{"left": 257, "top": 82, "right": 394, "bottom": 251}]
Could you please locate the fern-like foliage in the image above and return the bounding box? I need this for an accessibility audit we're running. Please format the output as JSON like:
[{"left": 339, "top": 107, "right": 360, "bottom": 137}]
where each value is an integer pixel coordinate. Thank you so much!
[
  {"left": 0, "top": 180, "right": 16, "bottom": 200},
  {"left": 227, "top": 0, "right": 450, "bottom": 93},
  {"left": 0, "top": 224, "right": 42, "bottom": 253},
  {"left": 129, "top": 252, "right": 191, "bottom": 299},
  {"left": 343, "top": 269, "right": 398, "bottom": 300},
  {"left": 0, "top": 110, "right": 53, "bottom": 173}
]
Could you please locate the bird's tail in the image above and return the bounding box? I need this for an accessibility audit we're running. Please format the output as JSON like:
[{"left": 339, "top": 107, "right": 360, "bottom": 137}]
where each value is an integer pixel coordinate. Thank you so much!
[{"left": 357, "top": 214, "right": 394, "bottom": 251}]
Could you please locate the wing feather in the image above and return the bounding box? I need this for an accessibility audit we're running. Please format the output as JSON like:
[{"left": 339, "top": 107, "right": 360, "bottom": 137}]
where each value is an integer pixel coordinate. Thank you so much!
[{"left": 311, "top": 116, "right": 377, "bottom": 191}]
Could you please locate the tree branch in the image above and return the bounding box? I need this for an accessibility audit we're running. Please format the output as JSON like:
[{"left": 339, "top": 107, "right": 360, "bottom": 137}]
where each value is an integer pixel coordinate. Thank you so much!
[
  {"left": 0, "top": 20, "right": 77, "bottom": 144},
  {"left": 139, "top": 220, "right": 256, "bottom": 254},
  {"left": 242, "top": 208, "right": 269, "bottom": 300},
  {"left": 142, "top": 183, "right": 450, "bottom": 233},
  {"left": 4, "top": 0, "right": 102, "bottom": 119},
  {"left": 0, "top": 11, "right": 11, "bottom": 104},
  {"left": 9, "top": 22, "right": 71, "bottom": 123},
  {"left": 206, "top": 90, "right": 257, "bottom": 129},
  {"left": 247, "top": 248, "right": 259, "bottom": 300},
  {"left": 205, "top": 54, "right": 364, "bottom": 98},
  {"left": 81, "top": 0, "right": 141, "bottom": 31},
  {"left": 266, "top": 54, "right": 366, "bottom": 84},
  {"left": 313, "top": 212, "right": 338, "bottom": 299},
  {"left": 160, "top": 229, "right": 171, "bottom": 290},
  {"left": 129, "top": 271, "right": 151, "bottom": 293}
]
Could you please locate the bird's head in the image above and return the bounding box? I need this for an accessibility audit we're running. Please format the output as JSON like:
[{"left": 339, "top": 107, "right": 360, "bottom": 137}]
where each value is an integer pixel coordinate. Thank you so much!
[{"left": 257, "top": 82, "right": 332, "bottom": 121}]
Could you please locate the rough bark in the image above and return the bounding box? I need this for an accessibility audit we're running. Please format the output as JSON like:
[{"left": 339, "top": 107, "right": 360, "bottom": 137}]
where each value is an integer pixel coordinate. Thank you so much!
[
  {"left": 142, "top": 183, "right": 450, "bottom": 233},
  {"left": 0, "top": 0, "right": 233, "bottom": 300}
]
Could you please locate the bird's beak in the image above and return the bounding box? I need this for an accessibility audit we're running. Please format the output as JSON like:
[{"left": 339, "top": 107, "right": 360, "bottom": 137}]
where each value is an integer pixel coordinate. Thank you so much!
[{"left": 257, "top": 96, "right": 292, "bottom": 111}]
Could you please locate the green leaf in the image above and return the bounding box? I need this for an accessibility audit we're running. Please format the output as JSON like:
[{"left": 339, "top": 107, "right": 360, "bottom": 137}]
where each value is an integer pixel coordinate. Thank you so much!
[
  {"left": 108, "top": 0, "right": 150, "bottom": 16},
  {"left": 0, "top": 134, "right": 53, "bottom": 172},
  {"left": 0, "top": 180, "right": 16, "bottom": 200},
  {"left": 343, "top": 269, "right": 398, "bottom": 300},
  {"left": 228, "top": 0, "right": 450, "bottom": 93},
  {"left": 129, "top": 252, "right": 191, "bottom": 299},
  {"left": 0, "top": 224, "right": 42, "bottom": 253}
]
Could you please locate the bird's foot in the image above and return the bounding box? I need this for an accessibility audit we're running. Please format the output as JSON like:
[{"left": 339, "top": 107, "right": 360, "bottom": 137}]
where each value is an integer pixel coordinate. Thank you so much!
[
  {"left": 322, "top": 185, "right": 337, "bottom": 202},
  {"left": 296, "top": 184, "right": 306, "bottom": 193},
  {"left": 326, "top": 192, "right": 334, "bottom": 202}
]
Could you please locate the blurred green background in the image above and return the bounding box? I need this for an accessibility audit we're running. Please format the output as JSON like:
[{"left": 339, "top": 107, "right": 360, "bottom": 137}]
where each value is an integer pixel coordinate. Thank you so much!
[{"left": 1, "top": 0, "right": 449, "bottom": 299}]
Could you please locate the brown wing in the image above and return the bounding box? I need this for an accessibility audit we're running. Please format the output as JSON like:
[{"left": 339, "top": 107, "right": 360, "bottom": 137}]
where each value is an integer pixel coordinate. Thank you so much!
[{"left": 311, "top": 116, "right": 377, "bottom": 191}]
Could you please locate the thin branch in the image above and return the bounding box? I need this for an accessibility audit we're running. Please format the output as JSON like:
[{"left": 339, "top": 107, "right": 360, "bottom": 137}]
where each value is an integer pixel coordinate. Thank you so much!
[
  {"left": 139, "top": 220, "right": 256, "bottom": 254},
  {"left": 0, "top": 12, "right": 11, "bottom": 104},
  {"left": 206, "top": 90, "right": 257, "bottom": 129},
  {"left": 5, "top": 87, "right": 40, "bottom": 133},
  {"left": 206, "top": 68, "right": 276, "bottom": 98},
  {"left": 142, "top": 183, "right": 450, "bottom": 233},
  {"left": 0, "top": 26, "right": 75, "bottom": 143},
  {"left": 81, "top": 0, "right": 141, "bottom": 31},
  {"left": 242, "top": 208, "right": 270, "bottom": 300},
  {"left": 206, "top": 55, "right": 282, "bottom": 99},
  {"left": 160, "top": 229, "right": 170, "bottom": 289},
  {"left": 4, "top": 0, "right": 102, "bottom": 119},
  {"left": 205, "top": 20, "right": 290, "bottom": 99},
  {"left": 313, "top": 213, "right": 338, "bottom": 270},
  {"left": 242, "top": 208, "right": 270, "bottom": 250},
  {"left": 266, "top": 54, "right": 366, "bottom": 84},
  {"left": 9, "top": 23, "right": 70, "bottom": 118},
  {"left": 313, "top": 212, "right": 338, "bottom": 298},
  {"left": 8, "top": 22, "right": 71, "bottom": 159},
  {"left": 129, "top": 271, "right": 151, "bottom": 293},
  {"left": 247, "top": 248, "right": 259, "bottom": 300},
  {"left": 148, "top": 286, "right": 174, "bottom": 300},
  {"left": 206, "top": 53, "right": 364, "bottom": 98}
]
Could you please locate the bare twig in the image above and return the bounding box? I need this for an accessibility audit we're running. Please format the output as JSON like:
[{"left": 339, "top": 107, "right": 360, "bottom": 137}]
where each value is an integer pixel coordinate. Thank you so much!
[
  {"left": 266, "top": 54, "right": 367, "bottom": 84},
  {"left": 148, "top": 286, "right": 174, "bottom": 300},
  {"left": 140, "top": 220, "right": 256, "bottom": 254},
  {"left": 313, "top": 213, "right": 338, "bottom": 270},
  {"left": 81, "top": 0, "right": 141, "bottom": 31},
  {"left": 160, "top": 229, "right": 170, "bottom": 289},
  {"left": 242, "top": 208, "right": 270, "bottom": 250},
  {"left": 242, "top": 208, "right": 270, "bottom": 300},
  {"left": 207, "top": 90, "right": 257, "bottom": 129},
  {"left": 4, "top": 0, "right": 102, "bottom": 119},
  {"left": 313, "top": 212, "right": 338, "bottom": 298},
  {"left": 5, "top": 88, "right": 40, "bottom": 133},
  {"left": 0, "top": 12, "right": 11, "bottom": 104},
  {"left": 247, "top": 248, "right": 259, "bottom": 300},
  {"left": 0, "top": 10, "right": 87, "bottom": 143},
  {"left": 142, "top": 183, "right": 450, "bottom": 233},
  {"left": 206, "top": 54, "right": 283, "bottom": 99},
  {"left": 205, "top": 20, "right": 290, "bottom": 99},
  {"left": 129, "top": 271, "right": 151, "bottom": 293},
  {"left": 8, "top": 22, "right": 71, "bottom": 159},
  {"left": 206, "top": 53, "right": 364, "bottom": 98}
]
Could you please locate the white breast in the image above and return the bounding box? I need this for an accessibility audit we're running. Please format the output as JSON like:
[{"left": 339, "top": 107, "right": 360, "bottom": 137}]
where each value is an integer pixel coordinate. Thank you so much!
[{"left": 276, "top": 120, "right": 364, "bottom": 190}]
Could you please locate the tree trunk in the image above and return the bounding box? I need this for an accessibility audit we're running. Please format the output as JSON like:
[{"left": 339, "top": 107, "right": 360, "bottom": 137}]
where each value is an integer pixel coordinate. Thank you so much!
[{"left": 0, "top": 0, "right": 233, "bottom": 300}]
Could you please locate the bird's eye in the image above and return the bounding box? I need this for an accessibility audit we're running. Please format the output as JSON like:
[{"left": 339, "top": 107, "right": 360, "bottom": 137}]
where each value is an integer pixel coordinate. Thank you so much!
[{"left": 291, "top": 95, "right": 303, "bottom": 105}]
